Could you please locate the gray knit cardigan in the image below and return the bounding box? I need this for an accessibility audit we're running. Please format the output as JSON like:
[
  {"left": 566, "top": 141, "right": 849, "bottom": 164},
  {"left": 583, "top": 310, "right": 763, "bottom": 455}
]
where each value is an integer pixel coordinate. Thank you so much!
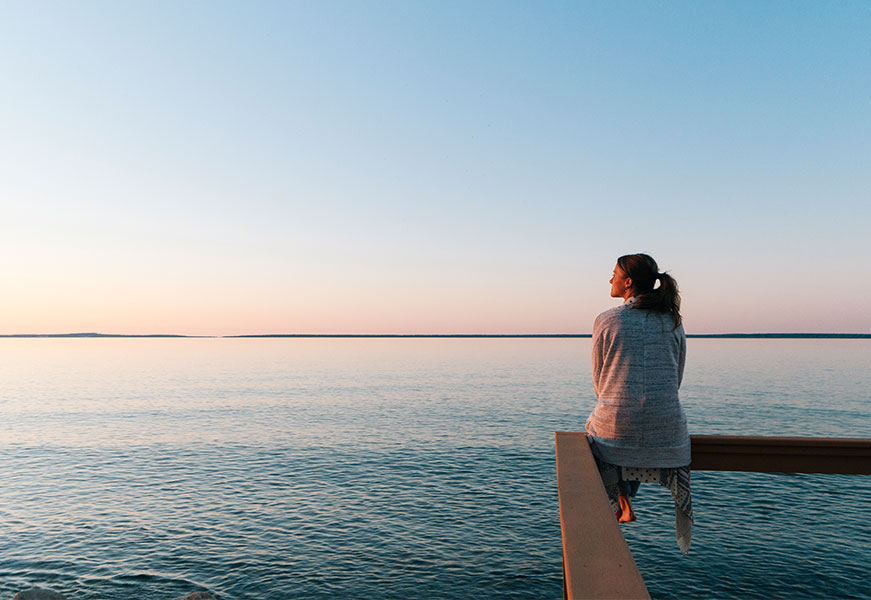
[{"left": 586, "top": 299, "right": 691, "bottom": 467}]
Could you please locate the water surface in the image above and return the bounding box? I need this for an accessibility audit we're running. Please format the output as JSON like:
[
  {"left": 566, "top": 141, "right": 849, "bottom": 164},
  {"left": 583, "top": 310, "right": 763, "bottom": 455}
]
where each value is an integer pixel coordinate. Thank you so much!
[{"left": 1, "top": 338, "right": 868, "bottom": 598}]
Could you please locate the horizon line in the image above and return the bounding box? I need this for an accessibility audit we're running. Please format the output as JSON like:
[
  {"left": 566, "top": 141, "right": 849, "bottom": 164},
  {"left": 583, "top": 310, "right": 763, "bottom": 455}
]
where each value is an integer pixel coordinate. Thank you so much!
[{"left": 2, "top": 332, "right": 870, "bottom": 339}]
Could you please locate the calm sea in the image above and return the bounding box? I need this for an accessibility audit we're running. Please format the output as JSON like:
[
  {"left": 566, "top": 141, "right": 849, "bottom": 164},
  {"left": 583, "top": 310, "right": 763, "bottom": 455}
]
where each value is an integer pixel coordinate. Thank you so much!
[{"left": 1, "top": 338, "right": 869, "bottom": 599}]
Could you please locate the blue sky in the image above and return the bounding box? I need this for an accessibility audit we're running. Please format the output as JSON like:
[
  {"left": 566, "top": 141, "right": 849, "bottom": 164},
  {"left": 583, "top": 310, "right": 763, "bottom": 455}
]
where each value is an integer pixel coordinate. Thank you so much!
[{"left": 2, "top": 1, "right": 869, "bottom": 334}]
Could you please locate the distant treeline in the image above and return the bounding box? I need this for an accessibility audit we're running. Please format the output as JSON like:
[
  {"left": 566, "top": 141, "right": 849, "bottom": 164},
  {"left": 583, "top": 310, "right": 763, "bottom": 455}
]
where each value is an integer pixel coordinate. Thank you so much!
[
  {"left": 0, "top": 333, "right": 200, "bottom": 338},
  {"left": 685, "top": 333, "right": 871, "bottom": 339},
  {"left": 228, "top": 333, "right": 871, "bottom": 339}
]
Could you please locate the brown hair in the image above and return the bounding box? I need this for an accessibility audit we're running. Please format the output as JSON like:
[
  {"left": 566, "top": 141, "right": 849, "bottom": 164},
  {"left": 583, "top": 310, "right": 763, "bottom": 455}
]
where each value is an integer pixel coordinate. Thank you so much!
[{"left": 617, "top": 253, "right": 681, "bottom": 328}]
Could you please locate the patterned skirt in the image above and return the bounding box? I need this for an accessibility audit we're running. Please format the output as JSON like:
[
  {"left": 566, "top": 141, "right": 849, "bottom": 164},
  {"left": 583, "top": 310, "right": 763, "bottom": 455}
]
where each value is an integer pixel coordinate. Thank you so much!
[{"left": 590, "top": 447, "right": 693, "bottom": 554}]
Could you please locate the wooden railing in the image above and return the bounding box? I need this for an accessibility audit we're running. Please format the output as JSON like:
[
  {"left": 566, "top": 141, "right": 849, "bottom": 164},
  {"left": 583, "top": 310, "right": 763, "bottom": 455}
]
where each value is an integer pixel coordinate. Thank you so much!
[
  {"left": 690, "top": 435, "right": 871, "bottom": 474},
  {"left": 555, "top": 433, "right": 871, "bottom": 600}
]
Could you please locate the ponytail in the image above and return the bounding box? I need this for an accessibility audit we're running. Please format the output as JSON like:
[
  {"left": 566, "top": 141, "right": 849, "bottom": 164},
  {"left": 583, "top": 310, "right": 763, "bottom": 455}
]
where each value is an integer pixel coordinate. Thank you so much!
[
  {"left": 650, "top": 272, "right": 681, "bottom": 328},
  {"left": 616, "top": 254, "right": 682, "bottom": 329}
]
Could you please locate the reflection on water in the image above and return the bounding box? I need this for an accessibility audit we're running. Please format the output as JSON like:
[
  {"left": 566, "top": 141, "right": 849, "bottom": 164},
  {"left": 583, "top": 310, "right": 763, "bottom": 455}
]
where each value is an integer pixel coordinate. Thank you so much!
[{"left": 1, "top": 338, "right": 869, "bottom": 598}]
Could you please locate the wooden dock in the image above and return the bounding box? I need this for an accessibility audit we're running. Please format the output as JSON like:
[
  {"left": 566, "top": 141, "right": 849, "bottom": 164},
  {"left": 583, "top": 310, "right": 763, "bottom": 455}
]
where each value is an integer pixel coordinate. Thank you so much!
[
  {"left": 555, "top": 432, "right": 650, "bottom": 599},
  {"left": 555, "top": 433, "right": 871, "bottom": 599}
]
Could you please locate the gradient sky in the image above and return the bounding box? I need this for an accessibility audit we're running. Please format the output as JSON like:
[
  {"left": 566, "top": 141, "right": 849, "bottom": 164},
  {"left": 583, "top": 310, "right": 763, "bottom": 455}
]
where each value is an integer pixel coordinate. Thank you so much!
[{"left": 2, "top": 1, "right": 869, "bottom": 335}]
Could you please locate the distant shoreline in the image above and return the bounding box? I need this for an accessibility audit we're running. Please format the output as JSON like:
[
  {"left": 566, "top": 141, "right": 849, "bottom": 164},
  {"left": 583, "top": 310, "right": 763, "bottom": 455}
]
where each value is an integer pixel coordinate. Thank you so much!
[
  {"left": 0, "top": 333, "right": 213, "bottom": 338},
  {"left": 2, "top": 333, "right": 870, "bottom": 339}
]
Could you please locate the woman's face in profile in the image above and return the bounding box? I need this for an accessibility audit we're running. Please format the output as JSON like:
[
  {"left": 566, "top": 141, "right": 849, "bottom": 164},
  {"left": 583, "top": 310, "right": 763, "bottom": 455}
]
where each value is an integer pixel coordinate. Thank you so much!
[{"left": 610, "top": 264, "right": 631, "bottom": 299}]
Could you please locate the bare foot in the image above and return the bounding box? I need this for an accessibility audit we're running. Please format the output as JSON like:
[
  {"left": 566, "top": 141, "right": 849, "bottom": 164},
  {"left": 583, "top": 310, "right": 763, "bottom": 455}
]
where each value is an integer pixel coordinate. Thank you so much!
[{"left": 617, "top": 494, "right": 636, "bottom": 523}]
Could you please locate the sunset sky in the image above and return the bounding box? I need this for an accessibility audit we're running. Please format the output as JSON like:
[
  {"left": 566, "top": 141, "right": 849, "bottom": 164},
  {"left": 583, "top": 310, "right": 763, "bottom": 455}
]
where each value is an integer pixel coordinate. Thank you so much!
[{"left": 2, "top": 1, "right": 869, "bottom": 335}]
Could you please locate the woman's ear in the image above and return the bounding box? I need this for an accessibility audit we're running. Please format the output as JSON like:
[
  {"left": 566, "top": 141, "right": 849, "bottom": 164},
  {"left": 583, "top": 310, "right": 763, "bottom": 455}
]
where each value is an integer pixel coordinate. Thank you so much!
[{"left": 624, "top": 277, "right": 633, "bottom": 291}]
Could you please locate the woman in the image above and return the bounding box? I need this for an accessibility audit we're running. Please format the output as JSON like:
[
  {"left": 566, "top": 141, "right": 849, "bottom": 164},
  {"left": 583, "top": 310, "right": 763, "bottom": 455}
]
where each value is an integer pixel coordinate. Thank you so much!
[{"left": 586, "top": 253, "right": 693, "bottom": 553}]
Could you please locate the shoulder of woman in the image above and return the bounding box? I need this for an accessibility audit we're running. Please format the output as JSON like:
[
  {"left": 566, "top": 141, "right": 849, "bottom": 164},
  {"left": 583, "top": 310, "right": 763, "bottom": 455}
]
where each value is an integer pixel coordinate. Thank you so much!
[{"left": 594, "top": 305, "right": 627, "bottom": 331}]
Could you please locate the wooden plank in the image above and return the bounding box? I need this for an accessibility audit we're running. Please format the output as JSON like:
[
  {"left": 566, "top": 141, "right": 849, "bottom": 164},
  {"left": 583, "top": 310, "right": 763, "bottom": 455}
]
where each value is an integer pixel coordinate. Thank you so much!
[
  {"left": 555, "top": 432, "right": 650, "bottom": 600},
  {"left": 691, "top": 435, "right": 871, "bottom": 474},
  {"left": 556, "top": 434, "right": 870, "bottom": 598}
]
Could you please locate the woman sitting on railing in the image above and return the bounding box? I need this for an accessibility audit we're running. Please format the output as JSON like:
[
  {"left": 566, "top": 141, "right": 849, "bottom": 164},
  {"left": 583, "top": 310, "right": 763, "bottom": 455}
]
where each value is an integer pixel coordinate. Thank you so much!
[{"left": 586, "top": 253, "right": 693, "bottom": 553}]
